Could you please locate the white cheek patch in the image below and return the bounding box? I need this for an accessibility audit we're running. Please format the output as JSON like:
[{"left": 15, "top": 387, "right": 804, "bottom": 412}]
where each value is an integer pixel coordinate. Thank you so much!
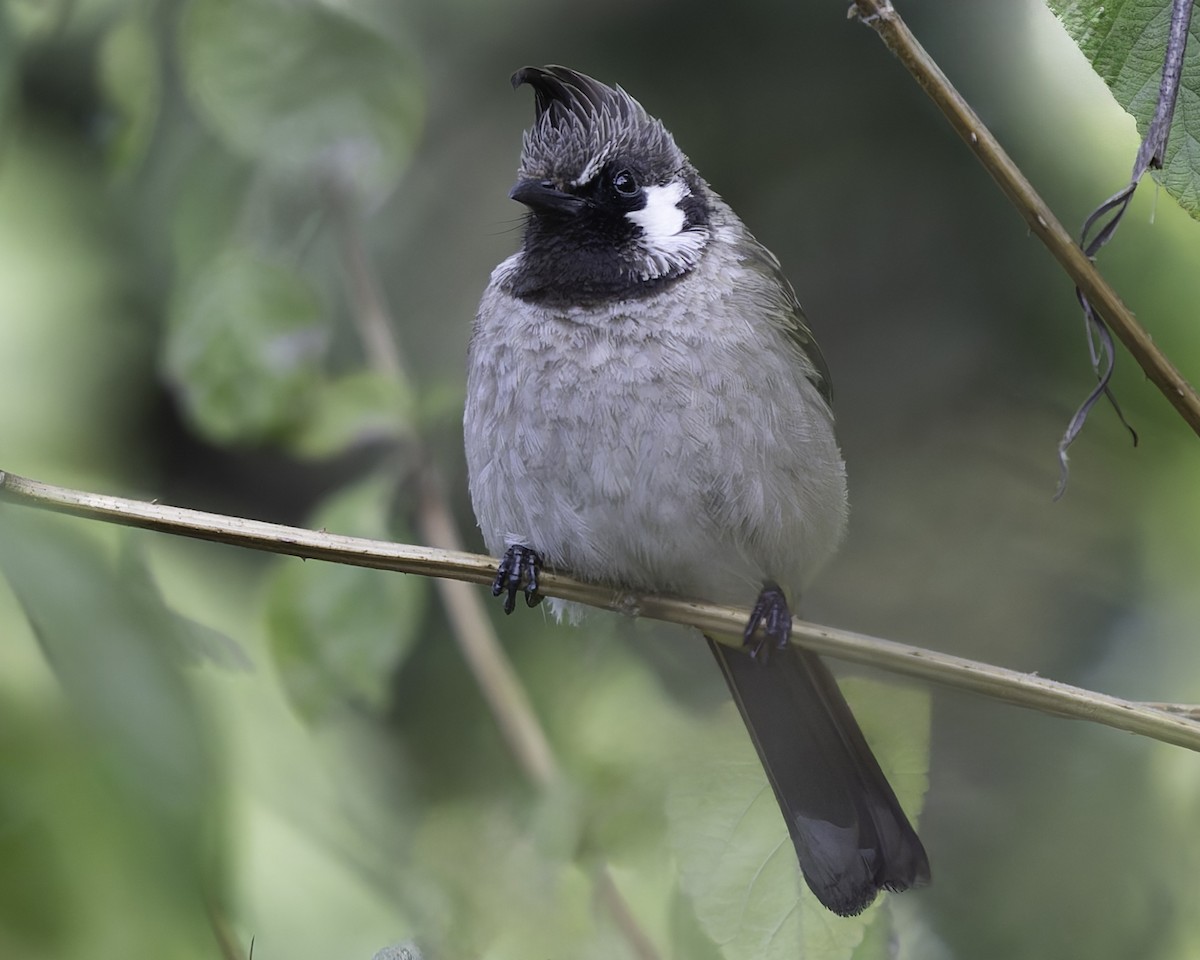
[
  {"left": 626, "top": 180, "right": 689, "bottom": 239},
  {"left": 625, "top": 180, "right": 708, "bottom": 279}
]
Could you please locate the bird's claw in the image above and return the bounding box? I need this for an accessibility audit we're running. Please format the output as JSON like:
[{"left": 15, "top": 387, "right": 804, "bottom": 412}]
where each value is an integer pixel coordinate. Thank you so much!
[
  {"left": 743, "top": 582, "right": 791, "bottom": 663},
  {"left": 492, "top": 544, "right": 545, "bottom": 614}
]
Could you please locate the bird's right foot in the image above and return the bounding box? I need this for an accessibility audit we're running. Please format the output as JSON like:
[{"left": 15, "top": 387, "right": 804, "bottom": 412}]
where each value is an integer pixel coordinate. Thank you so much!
[
  {"left": 742, "top": 581, "right": 792, "bottom": 663},
  {"left": 492, "top": 545, "right": 545, "bottom": 614}
]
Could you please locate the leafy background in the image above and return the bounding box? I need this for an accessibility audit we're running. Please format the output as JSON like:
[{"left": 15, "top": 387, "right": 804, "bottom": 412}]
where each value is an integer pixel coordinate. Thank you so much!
[{"left": 1, "top": 0, "right": 1200, "bottom": 958}]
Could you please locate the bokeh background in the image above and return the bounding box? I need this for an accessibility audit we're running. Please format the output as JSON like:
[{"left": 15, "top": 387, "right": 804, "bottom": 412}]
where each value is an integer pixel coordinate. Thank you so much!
[{"left": 2, "top": 0, "right": 1200, "bottom": 958}]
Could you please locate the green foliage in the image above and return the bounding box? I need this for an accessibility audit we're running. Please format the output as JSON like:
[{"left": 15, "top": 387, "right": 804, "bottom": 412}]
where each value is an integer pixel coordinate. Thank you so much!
[
  {"left": 8, "top": 2, "right": 1200, "bottom": 958},
  {"left": 1047, "top": 0, "right": 1200, "bottom": 215},
  {"left": 164, "top": 251, "right": 329, "bottom": 443},
  {"left": 0, "top": 514, "right": 216, "bottom": 836},
  {"left": 0, "top": 512, "right": 220, "bottom": 959},
  {"left": 267, "top": 471, "right": 429, "bottom": 722},
  {"left": 117, "top": 535, "right": 252, "bottom": 671},
  {"left": 404, "top": 798, "right": 628, "bottom": 960},
  {"left": 666, "top": 681, "right": 931, "bottom": 960},
  {"left": 289, "top": 371, "right": 417, "bottom": 458},
  {"left": 180, "top": 0, "right": 423, "bottom": 195},
  {"left": 98, "top": 14, "right": 160, "bottom": 176}
]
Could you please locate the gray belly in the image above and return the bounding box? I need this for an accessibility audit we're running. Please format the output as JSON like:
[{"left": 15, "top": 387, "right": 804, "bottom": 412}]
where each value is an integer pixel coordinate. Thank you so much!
[{"left": 464, "top": 316, "right": 847, "bottom": 605}]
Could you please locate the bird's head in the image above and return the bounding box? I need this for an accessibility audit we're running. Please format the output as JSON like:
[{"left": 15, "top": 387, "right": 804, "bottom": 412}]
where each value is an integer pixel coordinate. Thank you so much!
[{"left": 506, "top": 66, "right": 712, "bottom": 303}]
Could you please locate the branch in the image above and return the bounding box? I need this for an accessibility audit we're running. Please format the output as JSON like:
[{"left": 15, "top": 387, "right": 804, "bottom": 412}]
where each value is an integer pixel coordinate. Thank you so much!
[
  {"left": 849, "top": 0, "right": 1200, "bottom": 439},
  {"left": 327, "top": 177, "right": 558, "bottom": 789},
  {"left": 3, "top": 468, "right": 1198, "bottom": 753}
]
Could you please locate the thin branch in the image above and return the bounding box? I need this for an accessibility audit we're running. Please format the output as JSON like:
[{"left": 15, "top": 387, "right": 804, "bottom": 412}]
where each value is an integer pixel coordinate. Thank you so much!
[
  {"left": 3, "top": 468, "right": 1199, "bottom": 754},
  {"left": 412, "top": 466, "right": 559, "bottom": 788},
  {"left": 326, "top": 182, "right": 656, "bottom": 956},
  {"left": 328, "top": 177, "right": 406, "bottom": 380},
  {"left": 595, "top": 865, "right": 662, "bottom": 960},
  {"left": 328, "top": 181, "right": 559, "bottom": 789},
  {"left": 849, "top": 0, "right": 1200, "bottom": 439},
  {"left": 205, "top": 896, "right": 248, "bottom": 960},
  {"left": 1145, "top": 701, "right": 1200, "bottom": 721},
  {"left": 1054, "top": 0, "right": 1192, "bottom": 484}
]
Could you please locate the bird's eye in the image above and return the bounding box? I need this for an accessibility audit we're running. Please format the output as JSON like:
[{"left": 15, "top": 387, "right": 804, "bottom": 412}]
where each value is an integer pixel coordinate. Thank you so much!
[{"left": 612, "top": 169, "right": 639, "bottom": 196}]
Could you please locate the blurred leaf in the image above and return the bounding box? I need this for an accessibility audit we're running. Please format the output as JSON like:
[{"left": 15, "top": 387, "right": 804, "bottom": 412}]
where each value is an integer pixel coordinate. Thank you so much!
[
  {"left": 0, "top": 510, "right": 215, "bottom": 846},
  {"left": 0, "top": 7, "right": 16, "bottom": 129},
  {"left": 266, "top": 471, "right": 428, "bottom": 722},
  {"left": 1048, "top": 0, "right": 1200, "bottom": 216},
  {"left": 0, "top": 701, "right": 70, "bottom": 953},
  {"left": 837, "top": 678, "right": 931, "bottom": 823},
  {"left": 169, "top": 145, "right": 250, "bottom": 284},
  {"left": 117, "top": 534, "right": 253, "bottom": 671},
  {"left": 179, "top": 0, "right": 423, "bottom": 196},
  {"left": 98, "top": 12, "right": 160, "bottom": 176},
  {"left": 546, "top": 645, "right": 692, "bottom": 861},
  {"left": 164, "top": 250, "right": 329, "bottom": 443},
  {"left": 371, "top": 943, "right": 425, "bottom": 960},
  {"left": 4, "top": 0, "right": 62, "bottom": 38},
  {"left": 669, "top": 878, "right": 726, "bottom": 960},
  {"left": 288, "top": 370, "right": 417, "bottom": 458},
  {"left": 665, "top": 679, "right": 931, "bottom": 960},
  {"left": 404, "top": 799, "right": 629, "bottom": 960}
]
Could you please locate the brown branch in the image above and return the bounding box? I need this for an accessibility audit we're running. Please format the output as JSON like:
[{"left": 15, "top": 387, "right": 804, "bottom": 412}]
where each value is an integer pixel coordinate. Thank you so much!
[
  {"left": 326, "top": 185, "right": 653, "bottom": 954},
  {"left": 3, "top": 468, "right": 1199, "bottom": 754},
  {"left": 329, "top": 183, "right": 559, "bottom": 789},
  {"left": 849, "top": 0, "right": 1200, "bottom": 437}
]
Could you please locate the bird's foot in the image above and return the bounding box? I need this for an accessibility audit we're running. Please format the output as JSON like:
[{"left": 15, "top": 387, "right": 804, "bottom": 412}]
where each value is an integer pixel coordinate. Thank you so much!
[
  {"left": 742, "top": 582, "right": 792, "bottom": 663},
  {"left": 492, "top": 544, "right": 545, "bottom": 614}
]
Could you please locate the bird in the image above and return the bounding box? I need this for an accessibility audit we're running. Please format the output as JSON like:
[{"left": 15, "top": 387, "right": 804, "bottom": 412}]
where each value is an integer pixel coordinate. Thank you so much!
[{"left": 463, "top": 64, "right": 929, "bottom": 917}]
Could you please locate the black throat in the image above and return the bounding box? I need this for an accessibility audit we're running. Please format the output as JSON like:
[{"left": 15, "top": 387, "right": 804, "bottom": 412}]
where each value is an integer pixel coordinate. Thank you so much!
[
  {"left": 506, "top": 176, "right": 710, "bottom": 306},
  {"left": 506, "top": 214, "right": 671, "bottom": 305}
]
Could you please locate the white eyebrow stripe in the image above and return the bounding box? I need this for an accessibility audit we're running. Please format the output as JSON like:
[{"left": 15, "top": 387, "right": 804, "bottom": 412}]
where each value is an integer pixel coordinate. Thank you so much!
[
  {"left": 572, "top": 147, "right": 613, "bottom": 188},
  {"left": 625, "top": 180, "right": 689, "bottom": 239}
]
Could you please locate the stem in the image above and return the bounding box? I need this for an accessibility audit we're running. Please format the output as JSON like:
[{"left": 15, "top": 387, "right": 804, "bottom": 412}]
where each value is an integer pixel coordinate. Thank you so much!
[
  {"left": 330, "top": 186, "right": 558, "bottom": 788},
  {"left": 849, "top": 0, "right": 1200, "bottom": 437},
  {"left": 413, "top": 467, "right": 558, "bottom": 788},
  {"left": 326, "top": 192, "right": 655, "bottom": 955},
  {"left": 3, "top": 469, "right": 1198, "bottom": 754}
]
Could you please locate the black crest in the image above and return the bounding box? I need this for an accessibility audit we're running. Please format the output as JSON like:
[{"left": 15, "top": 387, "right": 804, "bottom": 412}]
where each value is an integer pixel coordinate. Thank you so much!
[{"left": 512, "top": 66, "right": 682, "bottom": 187}]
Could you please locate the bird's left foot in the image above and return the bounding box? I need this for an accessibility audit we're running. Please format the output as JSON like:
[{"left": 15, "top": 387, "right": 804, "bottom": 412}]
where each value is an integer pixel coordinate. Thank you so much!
[
  {"left": 743, "top": 582, "right": 792, "bottom": 663},
  {"left": 492, "top": 544, "right": 545, "bottom": 614}
]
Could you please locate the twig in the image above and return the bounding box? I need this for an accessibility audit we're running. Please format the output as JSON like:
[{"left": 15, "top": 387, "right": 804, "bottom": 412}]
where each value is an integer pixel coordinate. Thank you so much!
[
  {"left": 205, "top": 895, "right": 248, "bottom": 960},
  {"left": 326, "top": 187, "right": 654, "bottom": 954},
  {"left": 328, "top": 182, "right": 558, "bottom": 789},
  {"left": 595, "top": 865, "right": 661, "bottom": 960},
  {"left": 1143, "top": 701, "right": 1200, "bottom": 721},
  {"left": 3, "top": 469, "right": 1198, "bottom": 754},
  {"left": 1054, "top": 0, "right": 1192, "bottom": 491},
  {"left": 328, "top": 177, "right": 406, "bottom": 380},
  {"left": 849, "top": 0, "right": 1200, "bottom": 438},
  {"left": 412, "top": 466, "right": 558, "bottom": 788}
]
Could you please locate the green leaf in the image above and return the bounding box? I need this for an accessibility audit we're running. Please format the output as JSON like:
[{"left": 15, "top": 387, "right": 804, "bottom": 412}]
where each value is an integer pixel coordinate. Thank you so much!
[
  {"left": 116, "top": 534, "right": 252, "bottom": 671},
  {"left": 1047, "top": 0, "right": 1200, "bottom": 216},
  {"left": 266, "top": 471, "right": 428, "bottom": 723},
  {"left": 287, "top": 371, "right": 417, "bottom": 458},
  {"left": 404, "top": 799, "right": 629, "bottom": 959},
  {"left": 0, "top": 7, "right": 18, "bottom": 131},
  {"left": 665, "top": 678, "right": 931, "bottom": 960},
  {"left": 0, "top": 510, "right": 215, "bottom": 843},
  {"left": 837, "top": 678, "right": 932, "bottom": 824},
  {"left": 179, "top": 0, "right": 423, "bottom": 193},
  {"left": 97, "top": 13, "right": 160, "bottom": 176},
  {"left": 169, "top": 144, "right": 250, "bottom": 285},
  {"left": 164, "top": 250, "right": 329, "bottom": 444}
]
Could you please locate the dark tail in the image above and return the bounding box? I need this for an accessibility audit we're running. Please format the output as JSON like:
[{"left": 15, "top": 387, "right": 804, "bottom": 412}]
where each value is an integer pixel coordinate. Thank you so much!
[{"left": 706, "top": 637, "right": 930, "bottom": 916}]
